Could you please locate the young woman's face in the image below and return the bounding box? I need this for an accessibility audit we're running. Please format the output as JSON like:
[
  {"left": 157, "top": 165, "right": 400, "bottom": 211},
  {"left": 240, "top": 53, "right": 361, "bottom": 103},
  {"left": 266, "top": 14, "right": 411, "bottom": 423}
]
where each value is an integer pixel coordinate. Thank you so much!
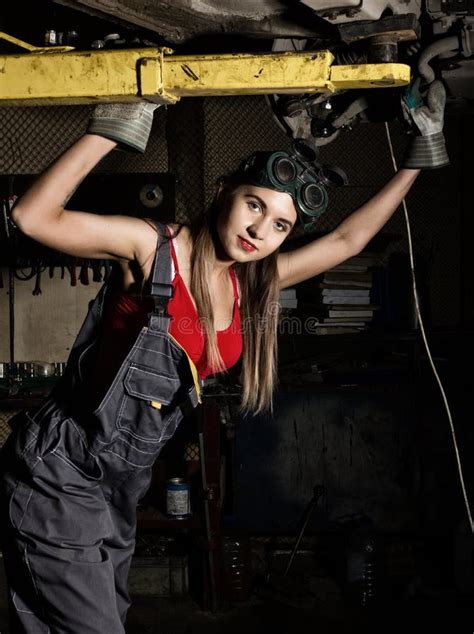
[{"left": 216, "top": 185, "right": 297, "bottom": 262}]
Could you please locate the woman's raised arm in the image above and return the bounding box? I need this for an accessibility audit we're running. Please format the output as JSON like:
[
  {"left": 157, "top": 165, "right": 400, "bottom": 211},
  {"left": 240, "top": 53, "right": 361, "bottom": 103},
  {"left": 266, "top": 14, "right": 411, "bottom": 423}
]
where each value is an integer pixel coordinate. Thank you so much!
[
  {"left": 11, "top": 103, "right": 161, "bottom": 262},
  {"left": 277, "top": 168, "right": 420, "bottom": 289},
  {"left": 278, "top": 79, "right": 448, "bottom": 290}
]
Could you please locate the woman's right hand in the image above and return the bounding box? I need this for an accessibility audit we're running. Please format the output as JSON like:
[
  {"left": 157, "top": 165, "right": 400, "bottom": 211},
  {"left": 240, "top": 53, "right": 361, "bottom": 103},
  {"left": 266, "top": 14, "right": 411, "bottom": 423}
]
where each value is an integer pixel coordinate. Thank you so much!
[{"left": 87, "top": 102, "right": 162, "bottom": 154}]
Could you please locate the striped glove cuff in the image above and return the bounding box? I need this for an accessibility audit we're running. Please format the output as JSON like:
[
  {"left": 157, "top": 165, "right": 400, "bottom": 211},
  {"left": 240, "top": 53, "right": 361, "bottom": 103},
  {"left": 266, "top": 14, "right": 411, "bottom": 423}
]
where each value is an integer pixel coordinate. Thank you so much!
[
  {"left": 403, "top": 132, "right": 450, "bottom": 169},
  {"left": 87, "top": 103, "right": 160, "bottom": 153}
]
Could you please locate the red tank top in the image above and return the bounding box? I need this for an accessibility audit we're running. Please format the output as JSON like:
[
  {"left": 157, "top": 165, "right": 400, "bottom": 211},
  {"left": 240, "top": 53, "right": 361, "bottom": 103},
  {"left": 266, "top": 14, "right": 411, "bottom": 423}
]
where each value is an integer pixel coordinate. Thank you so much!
[
  {"left": 86, "top": 231, "right": 242, "bottom": 406},
  {"left": 167, "top": 232, "right": 242, "bottom": 378}
]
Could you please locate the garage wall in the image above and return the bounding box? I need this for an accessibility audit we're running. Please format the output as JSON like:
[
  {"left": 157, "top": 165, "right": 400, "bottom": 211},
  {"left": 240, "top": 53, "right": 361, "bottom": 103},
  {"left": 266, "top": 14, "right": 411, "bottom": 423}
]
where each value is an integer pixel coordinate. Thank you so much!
[
  {"left": 0, "top": 271, "right": 100, "bottom": 362},
  {"left": 232, "top": 385, "right": 419, "bottom": 532},
  {"left": 0, "top": 105, "right": 168, "bottom": 175}
]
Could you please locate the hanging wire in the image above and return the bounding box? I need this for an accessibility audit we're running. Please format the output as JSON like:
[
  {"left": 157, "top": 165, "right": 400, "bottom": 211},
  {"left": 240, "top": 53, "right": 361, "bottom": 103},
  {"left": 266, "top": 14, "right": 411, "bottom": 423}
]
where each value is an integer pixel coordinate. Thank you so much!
[{"left": 384, "top": 121, "right": 473, "bottom": 534}]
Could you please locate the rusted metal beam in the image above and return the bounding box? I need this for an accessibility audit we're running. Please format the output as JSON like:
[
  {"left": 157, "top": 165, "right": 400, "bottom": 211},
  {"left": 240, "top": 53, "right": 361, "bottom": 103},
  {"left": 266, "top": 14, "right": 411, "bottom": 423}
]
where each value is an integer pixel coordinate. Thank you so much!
[{"left": 0, "top": 45, "right": 410, "bottom": 107}]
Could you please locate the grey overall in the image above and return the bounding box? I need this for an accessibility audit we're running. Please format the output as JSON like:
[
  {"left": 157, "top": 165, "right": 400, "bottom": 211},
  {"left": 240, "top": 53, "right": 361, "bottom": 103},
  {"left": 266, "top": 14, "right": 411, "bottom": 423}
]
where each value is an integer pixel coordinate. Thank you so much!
[{"left": 0, "top": 222, "right": 202, "bottom": 633}]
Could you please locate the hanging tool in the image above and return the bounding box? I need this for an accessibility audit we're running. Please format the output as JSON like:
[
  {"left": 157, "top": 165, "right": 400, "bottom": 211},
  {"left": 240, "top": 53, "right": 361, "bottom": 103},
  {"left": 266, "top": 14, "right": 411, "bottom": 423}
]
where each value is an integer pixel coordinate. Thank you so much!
[
  {"left": 68, "top": 258, "right": 77, "bottom": 287},
  {"left": 32, "top": 261, "right": 42, "bottom": 295},
  {"left": 14, "top": 267, "right": 36, "bottom": 282},
  {"left": 79, "top": 259, "right": 89, "bottom": 285},
  {"left": 9, "top": 267, "right": 15, "bottom": 364},
  {"left": 91, "top": 260, "right": 102, "bottom": 283}
]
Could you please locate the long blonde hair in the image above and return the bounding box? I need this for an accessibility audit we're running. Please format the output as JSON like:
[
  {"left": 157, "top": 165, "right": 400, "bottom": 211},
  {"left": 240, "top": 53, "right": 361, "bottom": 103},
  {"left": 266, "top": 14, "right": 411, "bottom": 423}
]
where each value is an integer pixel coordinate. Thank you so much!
[{"left": 189, "top": 180, "right": 282, "bottom": 414}]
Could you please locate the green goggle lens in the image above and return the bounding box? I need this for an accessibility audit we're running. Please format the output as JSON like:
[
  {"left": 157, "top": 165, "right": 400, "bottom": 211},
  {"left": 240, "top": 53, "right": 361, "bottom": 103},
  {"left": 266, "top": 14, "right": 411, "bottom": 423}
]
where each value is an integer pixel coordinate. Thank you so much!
[
  {"left": 272, "top": 157, "right": 297, "bottom": 185},
  {"left": 301, "top": 182, "right": 327, "bottom": 215}
]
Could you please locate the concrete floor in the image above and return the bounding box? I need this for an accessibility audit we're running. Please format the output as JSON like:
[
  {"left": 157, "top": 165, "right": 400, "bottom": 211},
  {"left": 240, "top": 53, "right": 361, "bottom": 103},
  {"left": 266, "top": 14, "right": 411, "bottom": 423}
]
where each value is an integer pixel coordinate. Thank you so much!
[
  {"left": 124, "top": 595, "right": 474, "bottom": 634},
  {"left": 0, "top": 556, "right": 473, "bottom": 633}
]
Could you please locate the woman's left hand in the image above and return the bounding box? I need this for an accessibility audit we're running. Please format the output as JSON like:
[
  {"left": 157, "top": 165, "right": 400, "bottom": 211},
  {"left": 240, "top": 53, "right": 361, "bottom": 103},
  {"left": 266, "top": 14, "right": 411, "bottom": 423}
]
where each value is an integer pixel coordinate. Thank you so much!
[{"left": 402, "top": 79, "right": 449, "bottom": 169}]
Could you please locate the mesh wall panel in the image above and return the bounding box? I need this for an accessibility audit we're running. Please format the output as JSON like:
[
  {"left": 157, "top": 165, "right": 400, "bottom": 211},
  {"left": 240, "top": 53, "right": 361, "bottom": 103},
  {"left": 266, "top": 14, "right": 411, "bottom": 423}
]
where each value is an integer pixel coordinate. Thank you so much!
[
  {"left": 166, "top": 99, "right": 204, "bottom": 224},
  {"left": 0, "top": 409, "right": 19, "bottom": 448},
  {"left": 0, "top": 106, "right": 168, "bottom": 174},
  {"left": 97, "top": 108, "right": 168, "bottom": 174},
  {"left": 0, "top": 106, "right": 89, "bottom": 174},
  {"left": 203, "top": 96, "right": 292, "bottom": 208}
]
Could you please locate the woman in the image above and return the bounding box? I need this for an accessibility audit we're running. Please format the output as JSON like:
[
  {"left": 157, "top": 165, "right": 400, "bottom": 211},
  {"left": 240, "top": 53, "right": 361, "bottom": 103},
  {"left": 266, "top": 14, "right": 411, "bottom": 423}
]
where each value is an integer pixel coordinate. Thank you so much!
[{"left": 0, "top": 81, "right": 447, "bottom": 632}]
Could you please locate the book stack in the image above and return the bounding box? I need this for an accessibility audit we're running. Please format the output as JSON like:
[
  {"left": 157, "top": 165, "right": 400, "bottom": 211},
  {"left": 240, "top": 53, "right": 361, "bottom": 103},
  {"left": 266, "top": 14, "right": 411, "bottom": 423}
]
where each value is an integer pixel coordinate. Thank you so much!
[
  {"left": 297, "top": 253, "right": 385, "bottom": 335},
  {"left": 279, "top": 287, "right": 297, "bottom": 310},
  {"left": 278, "top": 287, "right": 298, "bottom": 320}
]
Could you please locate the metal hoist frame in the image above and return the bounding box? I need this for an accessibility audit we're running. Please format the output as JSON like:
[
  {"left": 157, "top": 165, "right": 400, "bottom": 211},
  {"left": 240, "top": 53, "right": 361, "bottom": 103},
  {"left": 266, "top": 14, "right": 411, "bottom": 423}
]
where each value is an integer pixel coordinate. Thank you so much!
[{"left": 0, "top": 32, "right": 411, "bottom": 106}]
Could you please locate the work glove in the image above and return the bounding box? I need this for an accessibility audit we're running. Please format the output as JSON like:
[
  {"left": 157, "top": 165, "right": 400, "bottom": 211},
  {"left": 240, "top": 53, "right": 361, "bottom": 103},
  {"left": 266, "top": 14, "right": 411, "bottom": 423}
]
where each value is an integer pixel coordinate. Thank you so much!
[
  {"left": 402, "top": 79, "right": 449, "bottom": 169},
  {"left": 87, "top": 102, "right": 162, "bottom": 153}
]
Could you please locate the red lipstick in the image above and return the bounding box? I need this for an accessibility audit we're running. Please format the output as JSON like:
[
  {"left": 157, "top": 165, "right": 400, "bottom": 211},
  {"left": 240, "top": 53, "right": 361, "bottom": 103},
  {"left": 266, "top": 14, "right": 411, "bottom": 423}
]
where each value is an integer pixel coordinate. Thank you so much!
[{"left": 238, "top": 236, "right": 257, "bottom": 252}]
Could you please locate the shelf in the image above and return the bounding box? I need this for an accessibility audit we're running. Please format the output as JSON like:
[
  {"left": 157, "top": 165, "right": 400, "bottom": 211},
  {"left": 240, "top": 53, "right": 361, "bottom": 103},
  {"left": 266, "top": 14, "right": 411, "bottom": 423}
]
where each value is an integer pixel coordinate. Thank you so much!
[
  {"left": 137, "top": 506, "right": 201, "bottom": 531},
  {"left": 0, "top": 397, "right": 45, "bottom": 409}
]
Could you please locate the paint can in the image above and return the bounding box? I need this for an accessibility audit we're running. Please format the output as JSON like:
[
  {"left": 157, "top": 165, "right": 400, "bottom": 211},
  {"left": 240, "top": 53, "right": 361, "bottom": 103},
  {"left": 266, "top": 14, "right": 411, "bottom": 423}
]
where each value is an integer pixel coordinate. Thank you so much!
[{"left": 166, "top": 478, "right": 191, "bottom": 519}]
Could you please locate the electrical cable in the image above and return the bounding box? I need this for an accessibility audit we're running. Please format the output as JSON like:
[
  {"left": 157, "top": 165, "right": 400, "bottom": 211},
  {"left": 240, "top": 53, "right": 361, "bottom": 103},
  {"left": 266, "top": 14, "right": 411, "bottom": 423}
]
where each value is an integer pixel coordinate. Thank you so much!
[{"left": 384, "top": 121, "right": 473, "bottom": 534}]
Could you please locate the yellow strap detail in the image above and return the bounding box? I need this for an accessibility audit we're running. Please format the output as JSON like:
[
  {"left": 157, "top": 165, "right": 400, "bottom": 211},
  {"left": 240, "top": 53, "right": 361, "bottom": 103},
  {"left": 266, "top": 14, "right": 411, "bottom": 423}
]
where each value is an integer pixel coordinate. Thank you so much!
[
  {"left": 168, "top": 333, "right": 202, "bottom": 404},
  {"left": 150, "top": 401, "right": 162, "bottom": 409}
]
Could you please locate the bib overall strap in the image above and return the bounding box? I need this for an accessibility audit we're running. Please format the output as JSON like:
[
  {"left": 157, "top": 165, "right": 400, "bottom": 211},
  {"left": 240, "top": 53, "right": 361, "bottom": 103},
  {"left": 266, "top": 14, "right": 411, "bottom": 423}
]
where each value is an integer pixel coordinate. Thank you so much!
[
  {"left": 147, "top": 220, "right": 174, "bottom": 333},
  {"left": 146, "top": 221, "right": 203, "bottom": 413}
]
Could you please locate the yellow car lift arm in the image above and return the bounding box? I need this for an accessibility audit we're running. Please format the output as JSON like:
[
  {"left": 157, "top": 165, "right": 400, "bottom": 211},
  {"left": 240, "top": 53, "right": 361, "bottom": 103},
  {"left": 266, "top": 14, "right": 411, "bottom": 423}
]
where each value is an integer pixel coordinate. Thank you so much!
[{"left": 0, "top": 32, "right": 410, "bottom": 106}]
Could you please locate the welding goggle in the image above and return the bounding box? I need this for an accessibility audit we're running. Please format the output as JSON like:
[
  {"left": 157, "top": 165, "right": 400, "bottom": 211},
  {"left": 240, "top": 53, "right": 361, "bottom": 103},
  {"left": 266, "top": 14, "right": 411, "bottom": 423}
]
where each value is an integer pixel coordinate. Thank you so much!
[{"left": 241, "top": 141, "right": 347, "bottom": 231}]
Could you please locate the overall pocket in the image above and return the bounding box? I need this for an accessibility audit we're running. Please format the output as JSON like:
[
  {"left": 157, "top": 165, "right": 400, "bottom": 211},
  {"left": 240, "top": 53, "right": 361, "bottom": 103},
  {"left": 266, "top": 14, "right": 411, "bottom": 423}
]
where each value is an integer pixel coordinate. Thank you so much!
[
  {"left": 8, "top": 418, "right": 105, "bottom": 543},
  {"left": 101, "top": 363, "right": 184, "bottom": 469},
  {"left": 2, "top": 404, "right": 65, "bottom": 475},
  {"left": 49, "top": 418, "right": 103, "bottom": 483},
  {"left": 117, "top": 363, "right": 182, "bottom": 443}
]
